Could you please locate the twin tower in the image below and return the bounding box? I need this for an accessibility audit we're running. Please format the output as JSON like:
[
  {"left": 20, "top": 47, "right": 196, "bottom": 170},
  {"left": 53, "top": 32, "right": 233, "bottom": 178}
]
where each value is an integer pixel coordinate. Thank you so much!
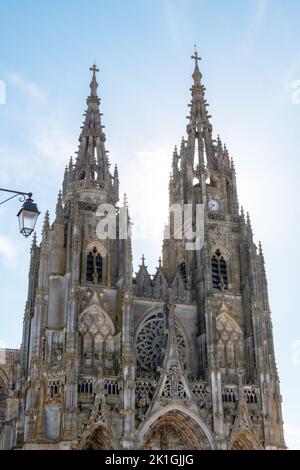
[{"left": 0, "top": 53, "right": 285, "bottom": 450}]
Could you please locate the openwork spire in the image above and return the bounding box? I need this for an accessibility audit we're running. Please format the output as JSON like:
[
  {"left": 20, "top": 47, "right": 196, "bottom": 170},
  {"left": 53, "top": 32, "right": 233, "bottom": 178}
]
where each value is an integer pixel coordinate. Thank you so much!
[
  {"left": 186, "top": 47, "right": 214, "bottom": 170},
  {"left": 62, "top": 64, "right": 118, "bottom": 203},
  {"left": 80, "top": 63, "right": 104, "bottom": 139}
]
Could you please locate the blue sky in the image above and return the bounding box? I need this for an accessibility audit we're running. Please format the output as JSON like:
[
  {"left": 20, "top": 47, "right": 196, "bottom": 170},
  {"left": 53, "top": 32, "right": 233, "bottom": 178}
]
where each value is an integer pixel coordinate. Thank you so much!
[{"left": 0, "top": 0, "right": 299, "bottom": 448}]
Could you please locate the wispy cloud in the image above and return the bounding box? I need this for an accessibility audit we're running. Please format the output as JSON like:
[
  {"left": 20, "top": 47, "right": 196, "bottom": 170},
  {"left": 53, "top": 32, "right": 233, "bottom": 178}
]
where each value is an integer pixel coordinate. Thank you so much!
[
  {"left": 33, "top": 124, "right": 76, "bottom": 173},
  {"left": 0, "top": 234, "right": 17, "bottom": 266},
  {"left": 284, "top": 423, "right": 300, "bottom": 450},
  {"left": 247, "top": 0, "right": 269, "bottom": 34},
  {"left": 279, "top": 54, "right": 300, "bottom": 105},
  {"left": 240, "top": 0, "right": 269, "bottom": 49},
  {"left": 9, "top": 73, "right": 46, "bottom": 102},
  {"left": 162, "top": 0, "right": 191, "bottom": 48},
  {"left": 163, "top": 0, "right": 180, "bottom": 46},
  {"left": 256, "top": 0, "right": 268, "bottom": 26}
]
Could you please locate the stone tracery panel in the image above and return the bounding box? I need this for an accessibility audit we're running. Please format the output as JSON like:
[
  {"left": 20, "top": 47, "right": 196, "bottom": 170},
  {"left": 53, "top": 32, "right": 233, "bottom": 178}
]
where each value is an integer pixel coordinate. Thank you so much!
[
  {"left": 79, "top": 305, "right": 115, "bottom": 370},
  {"left": 216, "top": 312, "right": 244, "bottom": 374}
]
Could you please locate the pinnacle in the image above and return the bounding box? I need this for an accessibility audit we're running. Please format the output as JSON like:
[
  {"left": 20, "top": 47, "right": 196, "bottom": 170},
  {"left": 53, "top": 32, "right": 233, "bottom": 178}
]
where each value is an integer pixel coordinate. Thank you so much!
[
  {"left": 114, "top": 164, "right": 119, "bottom": 183},
  {"left": 246, "top": 211, "right": 253, "bottom": 238},
  {"left": 42, "top": 210, "right": 50, "bottom": 235},
  {"left": 122, "top": 192, "right": 128, "bottom": 208},
  {"left": 180, "top": 137, "right": 185, "bottom": 154},
  {"left": 223, "top": 143, "right": 230, "bottom": 165},
  {"left": 240, "top": 206, "right": 245, "bottom": 222},
  {"left": 56, "top": 190, "right": 63, "bottom": 215},
  {"left": 30, "top": 232, "right": 37, "bottom": 251},
  {"left": 230, "top": 157, "right": 236, "bottom": 172},
  {"left": 258, "top": 241, "right": 265, "bottom": 260}
]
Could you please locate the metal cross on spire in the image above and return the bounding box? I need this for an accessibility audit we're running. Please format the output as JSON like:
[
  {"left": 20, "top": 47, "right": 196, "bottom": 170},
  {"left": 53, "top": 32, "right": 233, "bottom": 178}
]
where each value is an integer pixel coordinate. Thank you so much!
[
  {"left": 89, "top": 63, "right": 99, "bottom": 98},
  {"left": 191, "top": 44, "right": 201, "bottom": 67},
  {"left": 90, "top": 62, "right": 99, "bottom": 77},
  {"left": 191, "top": 44, "right": 202, "bottom": 89}
]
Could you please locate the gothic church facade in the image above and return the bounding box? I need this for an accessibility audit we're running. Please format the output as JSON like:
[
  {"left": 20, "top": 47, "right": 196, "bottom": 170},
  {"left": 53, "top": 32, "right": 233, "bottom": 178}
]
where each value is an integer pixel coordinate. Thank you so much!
[{"left": 0, "top": 53, "right": 285, "bottom": 450}]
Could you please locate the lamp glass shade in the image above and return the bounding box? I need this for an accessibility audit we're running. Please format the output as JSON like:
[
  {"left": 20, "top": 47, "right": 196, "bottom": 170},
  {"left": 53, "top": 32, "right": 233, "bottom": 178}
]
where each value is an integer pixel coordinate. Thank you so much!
[{"left": 17, "top": 198, "right": 40, "bottom": 237}]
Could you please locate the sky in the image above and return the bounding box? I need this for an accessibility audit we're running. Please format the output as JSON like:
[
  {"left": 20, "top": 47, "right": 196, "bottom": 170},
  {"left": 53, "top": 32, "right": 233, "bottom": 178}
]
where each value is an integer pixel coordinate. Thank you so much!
[{"left": 0, "top": 0, "right": 299, "bottom": 449}]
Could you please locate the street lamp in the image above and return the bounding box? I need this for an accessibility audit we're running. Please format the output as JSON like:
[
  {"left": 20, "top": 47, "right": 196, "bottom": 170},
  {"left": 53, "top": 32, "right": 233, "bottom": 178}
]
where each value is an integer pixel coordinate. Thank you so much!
[{"left": 0, "top": 188, "right": 40, "bottom": 237}]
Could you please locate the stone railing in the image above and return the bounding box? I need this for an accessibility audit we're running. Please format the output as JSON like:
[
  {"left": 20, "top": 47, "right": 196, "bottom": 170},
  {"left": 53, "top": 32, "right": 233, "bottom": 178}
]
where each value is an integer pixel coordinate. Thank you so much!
[
  {"left": 207, "top": 212, "right": 241, "bottom": 224},
  {"left": 190, "top": 380, "right": 209, "bottom": 404}
]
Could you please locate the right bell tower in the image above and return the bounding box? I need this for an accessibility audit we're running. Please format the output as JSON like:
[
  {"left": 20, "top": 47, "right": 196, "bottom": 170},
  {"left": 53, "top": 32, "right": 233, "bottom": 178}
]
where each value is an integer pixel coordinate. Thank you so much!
[{"left": 162, "top": 49, "right": 286, "bottom": 449}]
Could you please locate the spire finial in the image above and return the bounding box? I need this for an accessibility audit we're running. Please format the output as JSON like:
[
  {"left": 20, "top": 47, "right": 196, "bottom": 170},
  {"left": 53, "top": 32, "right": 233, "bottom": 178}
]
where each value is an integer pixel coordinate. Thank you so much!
[
  {"left": 191, "top": 45, "right": 202, "bottom": 88},
  {"left": 191, "top": 44, "right": 201, "bottom": 68},
  {"left": 90, "top": 62, "right": 99, "bottom": 77},
  {"left": 141, "top": 254, "right": 145, "bottom": 265},
  {"left": 89, "top": 63, "right": 99, "bottom": 97}
]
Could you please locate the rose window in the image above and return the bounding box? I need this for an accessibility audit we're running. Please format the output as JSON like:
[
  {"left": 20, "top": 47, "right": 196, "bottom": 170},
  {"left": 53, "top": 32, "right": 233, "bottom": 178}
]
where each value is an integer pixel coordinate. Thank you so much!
[{"left": 136, "top": 312, "right": 187, "bottom": 372}]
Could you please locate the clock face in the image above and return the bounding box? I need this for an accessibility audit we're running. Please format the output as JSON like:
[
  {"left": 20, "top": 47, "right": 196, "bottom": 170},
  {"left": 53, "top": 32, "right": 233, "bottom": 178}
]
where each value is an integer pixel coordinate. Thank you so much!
[{"left": 208, "top": 199, "right": 219, "bottom": 211}]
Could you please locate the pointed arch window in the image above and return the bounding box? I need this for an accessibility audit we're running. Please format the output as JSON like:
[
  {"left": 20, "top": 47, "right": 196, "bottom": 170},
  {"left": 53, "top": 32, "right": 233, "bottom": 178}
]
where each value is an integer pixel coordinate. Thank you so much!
[
  {"left": 86, "top": 246, "right": 103, "bottom": 283},
  {"left": 211, "top": 249, "right": 228, "bottom": 289},
  {"left": 178, "top": 262, "right": 187, "bottom": 283}
]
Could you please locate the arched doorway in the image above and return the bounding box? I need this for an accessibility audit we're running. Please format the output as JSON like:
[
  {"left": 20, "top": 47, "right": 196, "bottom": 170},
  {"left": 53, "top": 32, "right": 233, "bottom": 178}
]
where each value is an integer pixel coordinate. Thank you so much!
[
  {"left": 230, "top": 431, "right": 261, "bottom": 450},
  {"left": 141, "top": 410, "right": 211, "bottom": 450},
  {"left": 82, "top": 425, "right": 116, "bottom": 450}
]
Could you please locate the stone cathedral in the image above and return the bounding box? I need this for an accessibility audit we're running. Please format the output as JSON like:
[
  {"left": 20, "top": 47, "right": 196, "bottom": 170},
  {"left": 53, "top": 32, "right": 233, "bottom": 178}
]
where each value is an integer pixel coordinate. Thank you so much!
[{"left": 0, "top": 53, "right": 285, "bottom": 450}]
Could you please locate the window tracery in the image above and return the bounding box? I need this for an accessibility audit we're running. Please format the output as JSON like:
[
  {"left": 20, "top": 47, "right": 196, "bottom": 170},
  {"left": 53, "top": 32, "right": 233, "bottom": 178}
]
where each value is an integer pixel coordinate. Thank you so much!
[
  {"left": 47, "top": 380, "right": 62, "bottom": 399},
  {"left": 223, "top": 387, "right": 237, "bottom": 403},
  {"left": 211, "top": 249, "right": 228, "bottom": 289},
  {"left": 244, "top": 388, "right": 258, "bottom": 404},
  {"left": 86, "top": 246, "right": 103, "bottom": 283}
]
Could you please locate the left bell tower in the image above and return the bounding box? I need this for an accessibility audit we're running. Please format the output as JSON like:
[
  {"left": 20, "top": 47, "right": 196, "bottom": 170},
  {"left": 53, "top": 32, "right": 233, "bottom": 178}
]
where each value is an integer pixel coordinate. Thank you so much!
[{"left": 17, "top": 65, "right": 132, "bottom": 449}]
